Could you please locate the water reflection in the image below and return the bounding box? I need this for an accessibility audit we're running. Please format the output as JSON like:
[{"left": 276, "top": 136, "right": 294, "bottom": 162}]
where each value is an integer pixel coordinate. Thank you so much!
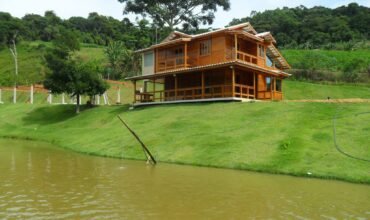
[{"left": 0, "top": 139, "right": 369, "bottom": 219}]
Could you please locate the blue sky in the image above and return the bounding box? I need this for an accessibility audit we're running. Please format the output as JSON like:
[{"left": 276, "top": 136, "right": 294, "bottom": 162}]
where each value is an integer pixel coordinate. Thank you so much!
[{"left": 0, "top": 0, "right": 369, "bottom": 28}]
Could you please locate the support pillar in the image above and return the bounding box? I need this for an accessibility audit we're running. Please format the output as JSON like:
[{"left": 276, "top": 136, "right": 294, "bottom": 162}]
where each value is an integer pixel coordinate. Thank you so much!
[
  {"left": 133, "top": 80, "right": 137, "bottom": 104},
  {"left": 253, "top": 72, "right": 256, "bottom": 100},
  {"left": 234, "top": 34, "right": 238, "bottom": 60},
  {"left": 153, "top": 78, "right": 156, "bottom": 102},
  {"left": 30, "top": 85, "right": 34, "bottom": 104},
  {"left": 231, "top": 67, "right": 235, "bottom": 97},
  {"left": 184, "top": 43, "right": 188, "bottom": 67},
  {"left": 174, "top": 75, "right": 178, "bottom": 100},
  {"left": 201, "top": 72, "right": 205, "bottom": 99}
]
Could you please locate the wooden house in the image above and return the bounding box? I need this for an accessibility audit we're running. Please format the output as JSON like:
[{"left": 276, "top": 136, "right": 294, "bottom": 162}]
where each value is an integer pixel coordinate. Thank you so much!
[{"left": 127, "top": 22, "right": 290, "bottom": 105}]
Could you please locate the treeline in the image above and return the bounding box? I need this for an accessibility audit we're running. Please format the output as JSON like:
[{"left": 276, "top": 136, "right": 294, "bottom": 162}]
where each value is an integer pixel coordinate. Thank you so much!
[
  {"left": 0, "top": 11, "right": 172, "bottom": 50},
  {"left": 1, "top": 3, "right": 369, "bottom": 51},
  {"left": 229, "top": 3, "right": 370, "bottom": 49}
]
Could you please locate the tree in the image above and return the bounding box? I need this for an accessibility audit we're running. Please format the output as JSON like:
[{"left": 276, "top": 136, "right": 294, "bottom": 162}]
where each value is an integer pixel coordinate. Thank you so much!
[
  {"left": 44, "top": 30, "right": 108, "bottom": 113},
  {"left": 105, "top": 41, "right": 125, "bottom": 79},
  {"left": 118, "top": 0, "right": 230, "bottom": 30}
]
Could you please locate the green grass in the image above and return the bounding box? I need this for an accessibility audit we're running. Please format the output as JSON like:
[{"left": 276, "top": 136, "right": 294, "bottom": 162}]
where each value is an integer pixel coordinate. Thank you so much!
[
  {"left": 0, "top": 102, "right": 369, "bottom": 184},
  {"left": 281, "top": 49, "right": 370, "bottom": 71},
  {"left": 284, "top": 80, "right": 370, "bottom": 100}
]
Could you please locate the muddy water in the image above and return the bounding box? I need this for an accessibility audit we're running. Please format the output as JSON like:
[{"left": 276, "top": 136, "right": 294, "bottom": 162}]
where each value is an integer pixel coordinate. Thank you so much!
[{"left": 0, "top": 139, "right": 369, "bottom": 219}]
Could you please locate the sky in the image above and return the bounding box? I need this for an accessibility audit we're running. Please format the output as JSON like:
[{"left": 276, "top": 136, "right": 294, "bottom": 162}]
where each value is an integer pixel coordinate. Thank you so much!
[{"left": 0, "top": 0, "right": 369, "bottom": 28}]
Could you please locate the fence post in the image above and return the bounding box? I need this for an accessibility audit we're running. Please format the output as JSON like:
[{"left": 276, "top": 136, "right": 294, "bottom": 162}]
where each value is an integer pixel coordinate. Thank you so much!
[
  {"left": 0, "top": 88, "right": 3, "bottom": 104},
  {"left": 97, "top": 95, "right": 100, "bottom": 105},
  {"left": 47, "top": 91, "right": 53, "bottom": 104},
  {"left": 13, "top": 86, "right": 16, "bottom": 104},
  {"left": 62, "top": 93, "right": 66, "bottom": 104},
  {"left": 117, "top": 87, "right": 121, "bottom": 104},
  {"left": 30, "top": 85, "right": 34, "bottom": 104}
]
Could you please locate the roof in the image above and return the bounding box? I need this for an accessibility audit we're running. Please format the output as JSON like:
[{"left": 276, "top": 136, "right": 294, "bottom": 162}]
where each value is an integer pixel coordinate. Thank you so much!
[{"left": 136, "top": 22, "right": 259, "bottom": 53}]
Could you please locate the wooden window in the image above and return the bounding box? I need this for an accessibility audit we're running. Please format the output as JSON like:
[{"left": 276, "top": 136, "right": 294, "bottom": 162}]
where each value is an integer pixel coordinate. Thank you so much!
[
  {"left": 276, "top": 79, "right": 282, "bottom": 91},
  {"left": 200, "top": 39, "right": 211, "bottom": 56},
  {"left": 258, "top": 45, "right": 265, "bottom": 58}
]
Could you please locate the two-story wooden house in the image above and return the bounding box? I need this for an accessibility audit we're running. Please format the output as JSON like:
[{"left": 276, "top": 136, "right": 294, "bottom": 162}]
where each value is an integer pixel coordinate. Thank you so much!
[{"left": 127, "top": 22, "right": 290, "bottom": 105}]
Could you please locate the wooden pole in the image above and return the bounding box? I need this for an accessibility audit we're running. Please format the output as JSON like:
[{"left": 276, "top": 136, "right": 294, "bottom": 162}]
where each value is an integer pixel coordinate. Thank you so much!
[
  {"left": 253, "top": 72, "right": 256, "bottom": 100},
  {"left": 184, "top": 43, "right": 188, "bottom": 67},
  {"left": 133, "top": 80, "right": 137, "bottom": 104},
  {"left": 201, "top": 72, "right": 205, "bottom": 99},
  {"left": 117, "top": 115, "right": 156, "bottom": 165},
  {"left": 30, "top": 84, "right": 34, "bottom": 104},
  {"left": 174, "top": 75, "right": 178, "bottom": 100},
  {"left": 153, "top": 78, "right": 156, "bottom": 101},
  {"left": 231, "top": 67, "right": 235, "bottom": 97},
  {"left": 234, "top": 34, "right": 238, "bottom": 60}
]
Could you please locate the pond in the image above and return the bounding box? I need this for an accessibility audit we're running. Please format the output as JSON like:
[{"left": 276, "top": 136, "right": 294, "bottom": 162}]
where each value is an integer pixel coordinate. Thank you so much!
[{"left": 0, "top": 139, "right": 369, "bottom": 219}]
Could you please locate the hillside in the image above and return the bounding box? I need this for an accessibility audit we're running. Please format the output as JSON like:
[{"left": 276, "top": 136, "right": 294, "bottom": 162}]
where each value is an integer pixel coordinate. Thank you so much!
[
  {"left": 0, "top": 41, "right": 107, "bottom": 86},
  {"left": 0, "top": 102, "right": 369, "bottom": 183}
]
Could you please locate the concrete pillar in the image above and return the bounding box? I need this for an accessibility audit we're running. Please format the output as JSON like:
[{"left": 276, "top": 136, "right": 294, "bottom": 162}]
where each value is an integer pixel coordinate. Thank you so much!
[
  {"left": 117, "top": 87, "right": 121, "bottom": 104},
  {"left": 30, "top": 85, "right": 34, "bottom": 104},
  {"left": 13, "top": 86, "right": 16, "bottom": 104},
  {"left": 103, "top": 93, "right": 107, "bottom": 105},
  {"left": 62, "top": 93, "right": 66, "bottom": 104},
  {"left": 47, "top": 91, "right": 52, "bottom": 104}
]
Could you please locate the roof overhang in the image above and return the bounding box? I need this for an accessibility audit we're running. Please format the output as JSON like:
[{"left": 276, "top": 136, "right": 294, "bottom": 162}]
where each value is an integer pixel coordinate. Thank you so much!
[{"left": 126, "top": 60, "right": 289, "bottom": 81}]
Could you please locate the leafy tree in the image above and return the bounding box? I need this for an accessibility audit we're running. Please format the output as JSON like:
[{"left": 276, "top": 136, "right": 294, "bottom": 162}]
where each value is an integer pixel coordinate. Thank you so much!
[
  {"left": 44, "top": 29, "right": 108, "bottom": 113},
  {"left": 117, "top": 0, "right": 231, "bottom": 29}
]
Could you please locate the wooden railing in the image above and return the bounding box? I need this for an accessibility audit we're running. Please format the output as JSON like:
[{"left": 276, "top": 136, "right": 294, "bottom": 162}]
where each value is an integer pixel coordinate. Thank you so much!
[
  {"left": 236, "top": 51, "right": 258, "bottom": 64},
  {"left": 135, "top": 83, "right": 257, "bottom": 103},
  {"left": 157, "top": 56, "right": 187, "bottom": 72},
  {"left": 235, "top": 84, "right": 255, "bottom": 99}
]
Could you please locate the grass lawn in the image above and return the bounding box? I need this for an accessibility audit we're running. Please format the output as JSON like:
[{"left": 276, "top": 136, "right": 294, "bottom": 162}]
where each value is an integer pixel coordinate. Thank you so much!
[
  {"left": 0, "top": 102, "right": 369, "bottom": 184},
  {"left": 284, "top": 80, "right": 370, "bottom": 100}
]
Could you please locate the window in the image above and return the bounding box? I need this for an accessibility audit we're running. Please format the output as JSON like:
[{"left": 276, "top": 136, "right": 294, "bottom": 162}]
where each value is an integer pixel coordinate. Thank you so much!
[
  {"left": 266, "top": 56, "right": 273, "bottom": 67},
  {"left": 144, "top": 52, "right": 154, "bottom": 67},
  {"left": 266, "top": 77, "right": 271, "bottom": 91},
  {"left": 200, "top": 39, "right": 211, "bottom": 56},
  {"left": 258, "top": 45, "right": 265, "bottom": 58},
  {"left": 276, "top": 79, "right": 282, "bottom": 91},
  {"left": 174, "top": 48, "right": 183, "bottom": 57}
]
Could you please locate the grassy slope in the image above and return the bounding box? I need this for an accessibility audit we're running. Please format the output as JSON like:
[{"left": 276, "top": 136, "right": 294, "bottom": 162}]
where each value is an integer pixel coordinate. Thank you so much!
[
  {"left": 0, "top": 102, "right": 369, "bottom": 183},
  {"left": 281, "top": 49, "right": 370, "bottom": 71}
]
